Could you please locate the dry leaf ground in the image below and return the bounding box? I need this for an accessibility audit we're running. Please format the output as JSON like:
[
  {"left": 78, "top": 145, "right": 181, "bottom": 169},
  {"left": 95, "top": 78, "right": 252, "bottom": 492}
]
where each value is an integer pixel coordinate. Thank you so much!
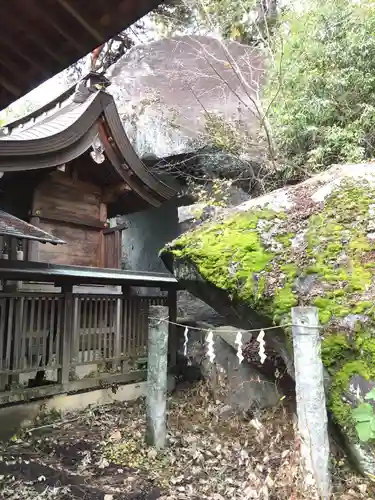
[{"left": 0, "top": 382, "right": 372, "bottom": 499}]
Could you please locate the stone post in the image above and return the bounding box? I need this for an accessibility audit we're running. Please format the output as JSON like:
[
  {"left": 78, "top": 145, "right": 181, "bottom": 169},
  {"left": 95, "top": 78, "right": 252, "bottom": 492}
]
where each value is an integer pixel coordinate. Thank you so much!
[
  {"left": 292, "top": 306, "right": 331, "bottom": 499},
  {"left": 146, "top": 305, "right": 169, "bottom": 449}
]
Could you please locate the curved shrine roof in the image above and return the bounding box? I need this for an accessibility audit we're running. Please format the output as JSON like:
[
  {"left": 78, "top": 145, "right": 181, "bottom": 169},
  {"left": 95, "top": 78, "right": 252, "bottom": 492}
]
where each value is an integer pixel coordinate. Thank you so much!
[{"left": 0, "top": 75, "right": 178, "bottom": 210}]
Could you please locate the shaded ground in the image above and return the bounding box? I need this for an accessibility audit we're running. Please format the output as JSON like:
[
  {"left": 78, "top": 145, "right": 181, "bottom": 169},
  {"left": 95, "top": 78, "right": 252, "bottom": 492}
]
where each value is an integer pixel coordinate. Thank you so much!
[{"left": 0, "top": 383, "right": 373, "bottom": 499}]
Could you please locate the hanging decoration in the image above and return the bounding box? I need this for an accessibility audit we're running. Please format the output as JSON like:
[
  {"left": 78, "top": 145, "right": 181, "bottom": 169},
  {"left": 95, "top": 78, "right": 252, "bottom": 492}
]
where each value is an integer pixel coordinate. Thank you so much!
[
  {"left": 206, "top": 330, "right": 215, "bottom": 363},
  {"left": 148, "top": 314, "right": 298, "bottom": 368},
  {"left": 235, "top": 331, "right": 244, "bottom": 364},
  {"left": 183, "top": 326, "right": 189, "bottom": 357},
  {"left": 90, "top": 135, "right": 105, "bottom": 164},
  {"left": 257, "top": 329, "right": 267, "bottom": 364}
]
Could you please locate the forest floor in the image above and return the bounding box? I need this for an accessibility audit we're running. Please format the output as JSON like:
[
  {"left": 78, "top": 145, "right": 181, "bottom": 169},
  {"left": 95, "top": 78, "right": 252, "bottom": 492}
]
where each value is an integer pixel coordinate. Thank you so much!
[{"left": 0, "top": 382, "right": 372, "bottom": 500}]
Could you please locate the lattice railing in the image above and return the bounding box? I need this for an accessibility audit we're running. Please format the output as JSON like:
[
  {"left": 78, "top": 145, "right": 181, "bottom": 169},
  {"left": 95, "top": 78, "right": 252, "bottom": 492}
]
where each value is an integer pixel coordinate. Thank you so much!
[{"left": 0, "top": 292, "right": 168, "bottom": 393}]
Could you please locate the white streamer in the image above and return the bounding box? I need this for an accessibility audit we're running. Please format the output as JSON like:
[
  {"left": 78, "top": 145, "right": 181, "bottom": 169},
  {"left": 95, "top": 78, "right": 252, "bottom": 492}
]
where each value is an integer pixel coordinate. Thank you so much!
[
  {"left": 257, "top": 329, "right": 267, "bottom": 364},
  {"left": 206, "top": 330, "right": 215, "bottom": 363},
  {"left": 235, "top": 331, "right": 244, "bottom": 364},
  {"left": 183, "top": 326, "right": 189, "bottom": 357}
]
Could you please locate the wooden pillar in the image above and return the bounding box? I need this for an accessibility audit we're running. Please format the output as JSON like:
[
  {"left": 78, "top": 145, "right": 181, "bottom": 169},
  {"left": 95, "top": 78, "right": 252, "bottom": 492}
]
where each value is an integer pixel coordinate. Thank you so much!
[
  {"left": 10, "top": 297, "right": 24, "bottom": 385},
  {"left": 121, "top": 285, "right": 130, "bottom": 372},
  {"left": 167, "top": 289, "right": 178, "bottom": 368},
  {"left": 9, "top": 238, "right": 17, "bottom": 260},
  {"left": 6, "top": 296, "right": 22, "bottom": 388},
  {"left": 98, "top": 203, "right": 107, "bottom": 267},
  {"left": 71, "top": 296, "right": 80, "bottom": 366},
  {"left": 146, "top": 305, "right": 168, "bottom": 449},
  {"left": 4, "top": 238, "right": 19, "bottom": 292},
  {"left": 58, "top": 284, "right": 74, "bottom": 387},
  {"left": 113, "top": 297, "right": 122, "bottom": 371},
  {"left": 28, "top": 216, "right": 40, "bottom": 262}
]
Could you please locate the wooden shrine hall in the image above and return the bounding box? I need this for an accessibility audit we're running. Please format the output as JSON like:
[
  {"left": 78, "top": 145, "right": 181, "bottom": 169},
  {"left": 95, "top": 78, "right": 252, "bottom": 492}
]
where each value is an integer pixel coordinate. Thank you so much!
[
  {"left": 0, "top": 72, "right": 179, "bottom": 401},
  {"left": 0, "top": 72, "right": 177, "bottom": 271}
]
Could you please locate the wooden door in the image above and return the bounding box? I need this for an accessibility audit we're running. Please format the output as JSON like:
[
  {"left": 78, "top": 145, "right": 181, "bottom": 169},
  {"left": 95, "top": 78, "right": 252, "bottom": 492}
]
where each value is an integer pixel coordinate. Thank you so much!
[{"left": 103, "top": 229, "right": 121, "bottom": 269}]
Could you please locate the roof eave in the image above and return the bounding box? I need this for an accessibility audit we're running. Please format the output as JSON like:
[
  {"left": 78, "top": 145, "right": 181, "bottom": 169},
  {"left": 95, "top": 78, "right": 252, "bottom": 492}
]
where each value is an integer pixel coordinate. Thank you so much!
[{"left": 0, "top": 89, "right": 179, "bottom": 209}]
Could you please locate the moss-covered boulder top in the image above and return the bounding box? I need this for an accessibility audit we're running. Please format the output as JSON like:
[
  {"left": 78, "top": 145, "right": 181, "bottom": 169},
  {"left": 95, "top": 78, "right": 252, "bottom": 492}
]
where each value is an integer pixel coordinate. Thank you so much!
[
  {"left": 165, "top": 163, "right": 375, "bottom": 328},
  {"left": 161, "top": 163, "right": 375, "bottom": 474}
]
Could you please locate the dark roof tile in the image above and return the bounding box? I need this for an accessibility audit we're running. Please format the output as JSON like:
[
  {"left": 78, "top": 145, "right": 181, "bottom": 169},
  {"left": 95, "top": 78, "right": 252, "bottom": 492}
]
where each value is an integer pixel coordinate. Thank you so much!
[{"left": 0, "top": 210, "right": 65, "bottom": 244}]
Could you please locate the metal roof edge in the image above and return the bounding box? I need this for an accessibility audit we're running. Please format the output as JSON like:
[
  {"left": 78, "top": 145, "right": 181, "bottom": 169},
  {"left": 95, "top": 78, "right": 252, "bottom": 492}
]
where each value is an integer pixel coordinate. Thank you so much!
[{"left": 0, "top": 260, "right": 178, "bottom": 287}]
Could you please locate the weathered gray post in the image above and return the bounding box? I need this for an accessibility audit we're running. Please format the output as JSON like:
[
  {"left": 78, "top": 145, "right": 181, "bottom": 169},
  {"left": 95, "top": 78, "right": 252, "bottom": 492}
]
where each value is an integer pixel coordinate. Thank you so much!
[
  {"left": 146, "top": 305, "right": 169, "bottom": 449},
  {"left": 292, "top": 306, "right": 331, "bottom": 499}
]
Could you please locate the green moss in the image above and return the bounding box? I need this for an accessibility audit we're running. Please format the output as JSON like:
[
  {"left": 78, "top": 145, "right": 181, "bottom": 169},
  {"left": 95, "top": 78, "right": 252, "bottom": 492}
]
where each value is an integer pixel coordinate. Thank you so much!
[
  {"left": 313, "top": 297, "right": 331, "bottom": 309},
  {"left": 319, "top": 309, "right": 332, "bottom": 324},
  {"left": 256, "top": 274, "right": 267, "bottom": 299},
  {"left": 302, "top": 182, "right": 375, "bottom": 429},
  {"left": 170, "top": 211, "right": 279, "bottom": 316},
  {"left": 321, "top": 334, "right": 352, "bottom": 374},
  {"left": 353, "top": 301, "right": 373, "bottom": 314},
  {"left": 276, "top": 233, "right": 294, "bottom": 247},
  {"left": 327, "top": 242, "right": 343, "bottom": 253},
  {"left": 322, "top": 328, "right": 375, "bottom": 434},
  {"left": 274, "top": 286, "right": 298, "bottom": 315},
  {"left": 349, "top": 265, "right": 372, "bottom": 292},
  {"left": 280, "top": 263, "right": 298, "bottom": 279},
  {"left": 330, "top": 360, "right": 374, "bottom": 435},
  {"left": 355, "top": 334, "right": 375, "bottom": 366},
  {"left": 349, "top": 235, "right": 371, "bottom": 252},
  {"left": 302, "top": 181, "right": 375, "bottom": 329},
  {"left": 165, "top": 180, "right": 375, "bottom": 434}
]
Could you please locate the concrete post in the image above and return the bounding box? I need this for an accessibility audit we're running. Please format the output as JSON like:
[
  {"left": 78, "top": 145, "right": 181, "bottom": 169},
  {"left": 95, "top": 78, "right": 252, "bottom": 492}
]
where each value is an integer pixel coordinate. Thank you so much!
[
  {"left": 167, "top": 289, "right": 178, "bottom": 367},
  {"left": 292, "top": 306, "right": 331, "bottom": 499},
  {"left": 146, "top": 305, "right": 169, "bottom": 449}
]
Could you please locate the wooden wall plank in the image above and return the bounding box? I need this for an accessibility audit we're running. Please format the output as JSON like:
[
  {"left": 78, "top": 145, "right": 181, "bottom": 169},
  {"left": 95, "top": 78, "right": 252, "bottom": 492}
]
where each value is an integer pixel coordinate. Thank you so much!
[
  {"left": 38, "top": 221, "right": 100, "bottom": 267},
  {"left": 32, "top": 171, "right": 105, "bottom": 267}
]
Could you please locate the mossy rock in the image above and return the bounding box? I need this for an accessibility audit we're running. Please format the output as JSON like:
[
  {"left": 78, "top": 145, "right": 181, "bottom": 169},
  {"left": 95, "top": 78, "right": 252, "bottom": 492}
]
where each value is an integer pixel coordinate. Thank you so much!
[{"left": 161, "top": 163, "right": 375, "bottom": 476}]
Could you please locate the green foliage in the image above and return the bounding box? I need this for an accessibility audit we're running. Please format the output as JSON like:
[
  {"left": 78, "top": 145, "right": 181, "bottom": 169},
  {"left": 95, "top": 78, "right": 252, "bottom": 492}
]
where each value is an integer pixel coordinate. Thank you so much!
[
  {"left": 324, "top": 331, "right": 375, "bottom": 437},
  {"left": 203, "top": 0, "right": 258, "bottom": 43},
  {"left": 353, "top": 403, "right": 375, "bottom": 442},
  {"left": 204, "top": 113, "right": 244, "bottom": 156},
  {"left": 151, "top": 0, "right": 198, "bottom": 37},
  {"left": 152, "top": 0, "right": 279, "bottom": 44},
  {"left": 267, "top": 0, "right": 375, "bottom": 173},
  {"left": 329, "top": 360, "right": 373, "bottom": 435},
  {"left": 353, "top": 389, "right": 375, "bottom": 442},
  {"left": 204, "top": 0, "right": 281, "bottom": 44},
  {"left": 186, "top": 177, "right": 234, "bottom": 208},
  {"left": 0, "top": 98, "right": 37, "bottom": 124}
]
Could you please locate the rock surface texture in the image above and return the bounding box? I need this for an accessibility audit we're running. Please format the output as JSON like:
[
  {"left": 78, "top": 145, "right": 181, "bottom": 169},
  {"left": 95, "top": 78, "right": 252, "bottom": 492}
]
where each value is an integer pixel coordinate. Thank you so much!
[
  {"left": 108, "top": 35, "right": 264, "bottom": 160},
  {"left": 161, "top": 163, "right": 375, "bottom": 475},
  {"left": 173, "top": 323, "right": 280, "bottom": 413}
]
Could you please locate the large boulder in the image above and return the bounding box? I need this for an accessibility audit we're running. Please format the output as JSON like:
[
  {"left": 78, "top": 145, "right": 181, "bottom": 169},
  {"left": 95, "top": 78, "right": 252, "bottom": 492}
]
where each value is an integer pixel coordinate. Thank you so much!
[
  {"left": 177, "top": 290, "right": 224, "bottom": 326},
  {"left": 108, "top": 35, "right": 265, "bottom": 173},
  {"left": 173, "top": 323, "right": 280, "bottom": 413},
  {"left": 160, "top": 163, "right": 375, "bottom": 475}
]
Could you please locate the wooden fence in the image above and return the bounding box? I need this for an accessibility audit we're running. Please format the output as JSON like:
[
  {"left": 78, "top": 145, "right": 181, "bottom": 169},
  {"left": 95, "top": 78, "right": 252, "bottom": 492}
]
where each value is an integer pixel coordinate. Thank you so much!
[{"left": 0, "top": 291, "right": 171, "bottom": 403}]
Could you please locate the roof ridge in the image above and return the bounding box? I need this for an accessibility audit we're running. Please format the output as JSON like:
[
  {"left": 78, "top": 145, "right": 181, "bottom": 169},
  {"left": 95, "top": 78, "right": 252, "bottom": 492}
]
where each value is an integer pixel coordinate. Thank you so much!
[{"left": 1, "top": 73, "right": 111, "bottom": 135}]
